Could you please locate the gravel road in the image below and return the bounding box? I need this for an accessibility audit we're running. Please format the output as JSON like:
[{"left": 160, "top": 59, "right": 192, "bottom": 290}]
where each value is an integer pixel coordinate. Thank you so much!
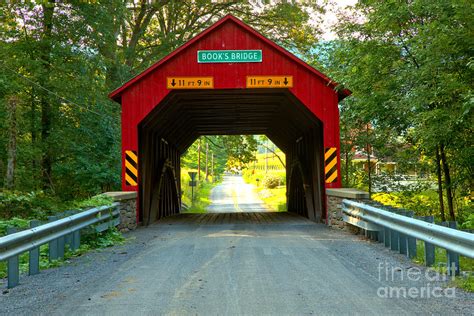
[
  {"left": 1, "top": 177, "right": 472, "bottom": 315},
  {"left": 207, "top": 175, "right": 268, "bottom": 213},
  {"left": 1, "top": 216, "right": 472, "bottom": 315}
]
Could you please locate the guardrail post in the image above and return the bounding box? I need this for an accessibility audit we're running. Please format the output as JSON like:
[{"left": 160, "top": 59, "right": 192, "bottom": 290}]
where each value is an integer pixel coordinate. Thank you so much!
[
  {"left": 385, "top": 207, "right": 400, "bottom": 251},
  {"left": 443, "top": 221, "right": 460, "bottom": 276},
  {"left": 28, "top": 220, "right": 41, "bottom": 276},
  {"left": 389, "top": 209, "right": 399, "bottom": 251},
  {"left": 57, "top": 234, "right": 65, "bottom": 259},
  {"left": 377, "top": 229, "right": 384, "bottom": 244},
  {"left": 382, "top": 206, "right": 394, "bottom": 248},
  {"left": 384, "top": 227, "right": 390, "bottom": 247},
  {"left": 398, "top": 211, "right": 408, "bottom": 255},
  {"left": 7, "top": 227, "right": 20, "bottom": 288},
  {"left": 390, "top": 228, "right": 400, "bottom": 251},
  {"left": 64, "top": 210, "right": 74, "bottom": 249},
  {"left": 420, "top": 216, "right": 435, "bottom": 266},
  {"left": 72, "top": 230, "right": 81, "bottom": 251},
  {"left": 405, "top": 211, "right": 417, "bottom": 259},
  {"left": 370, "top": 231, "right": 377, "bottom": 241},
  {"left": 48, "top": 216, "right": 59, "bottom": 261}
]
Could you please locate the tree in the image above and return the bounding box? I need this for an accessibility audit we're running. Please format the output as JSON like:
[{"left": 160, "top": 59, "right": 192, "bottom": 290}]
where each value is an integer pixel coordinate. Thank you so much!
[
  {"left": 4, "top": 96, "right": 18, "bottom": 189},
  {"left": 0, "top": 2, "right": 321, "bottom": 201},
  {"left": 182, "top": 135, "right": 258, "bottom": 176},
  {"left": 321, "top": 0, "right": 473, "bottom": 219}
]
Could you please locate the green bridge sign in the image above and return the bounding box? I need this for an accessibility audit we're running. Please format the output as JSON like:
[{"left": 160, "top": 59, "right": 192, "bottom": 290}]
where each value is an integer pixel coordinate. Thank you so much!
[{"left": 197, "top": 50, "right": 262, "bottom": 63}]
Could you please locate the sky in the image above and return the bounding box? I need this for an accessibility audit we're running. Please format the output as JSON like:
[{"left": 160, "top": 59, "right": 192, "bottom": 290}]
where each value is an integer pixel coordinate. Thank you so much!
[{"left": 317, "top": 0, "right": 358, "bottom": 40}]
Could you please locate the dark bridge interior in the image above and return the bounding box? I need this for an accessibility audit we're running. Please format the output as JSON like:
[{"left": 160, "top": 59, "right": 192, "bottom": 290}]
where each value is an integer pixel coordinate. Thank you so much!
[{"left": 138, "top": 89, "right": 325, "bottom": 225}]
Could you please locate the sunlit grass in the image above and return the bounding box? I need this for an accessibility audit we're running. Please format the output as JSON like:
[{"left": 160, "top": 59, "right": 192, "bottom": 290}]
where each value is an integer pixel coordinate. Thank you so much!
[
  {"left": 180, "top": 168, "right": 219, "bottom": 213},
  {"left": 412, "top": 240, "right": 474, "bottom": 292},
  {"left": 257, "top": 186, "right": 287, "bottom": 212}
]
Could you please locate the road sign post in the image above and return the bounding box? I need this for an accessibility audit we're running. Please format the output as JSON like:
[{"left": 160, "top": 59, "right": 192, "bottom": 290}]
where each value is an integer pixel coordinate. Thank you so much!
[{"left": 188, "top": 171, "right": 198, "bottom": 202}]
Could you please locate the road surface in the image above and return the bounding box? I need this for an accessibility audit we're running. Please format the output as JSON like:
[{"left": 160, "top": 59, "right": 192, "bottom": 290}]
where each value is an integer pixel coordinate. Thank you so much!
[
  {"left": 1, "top": 180, "right": 472, "bottom": 315},
  {"left": 207, "top": 175, "right": 268, "bottom": 213}
]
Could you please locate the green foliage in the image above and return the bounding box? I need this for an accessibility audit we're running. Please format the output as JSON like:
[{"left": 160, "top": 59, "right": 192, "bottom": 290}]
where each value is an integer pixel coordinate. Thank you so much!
[
  {"left": 0, "top": 217, "right": 29, "bottom": 236},
  {"left": 242, "top": 170, "right": 287, "bottom": 212},
  {"left": 372, "top": 189, "right": 473, "bottom": 226},
  {"left": 71, "top": 195, "right": 114, "bottom": 209},
  {"left": 81, "top": 227, "right": 125, "bottom": 249},
  {"left": 0, "top": 190, "right": 114, "bottom": 222},
  {"left": 411, "top": 240, "right": 474, "bottom": 293},
  {"left": 222, "top": 135, "right": 258, "bottom": 168},
  {"left": 258, "top": 187, "right": 287, "bottom": 212},
  {"left": 372, "top": 191, "right": 439, "bottom": 217},
  {"left": 2, "top": 2, "right": 317, "bottom": 206},
  {"left": 263, "top": 174, "right": 281, "bottom": 189},
  {"left": 452, "top": 274, "right": 474, "bottom": 293},
  {"left": 180, "top": 167, "right": 218, "bottom": 213},
  {"left": 242, "top": 156, "right": 287, "bottom": 212},
  {"left": 0, "top": 190, "right": 65, "bottom": 220},
  {"left": 318, "top": 0, "right": 473, "bottom": 219},
  {"left": 460, "top": 213, "right": 474, "bottom": 230}
]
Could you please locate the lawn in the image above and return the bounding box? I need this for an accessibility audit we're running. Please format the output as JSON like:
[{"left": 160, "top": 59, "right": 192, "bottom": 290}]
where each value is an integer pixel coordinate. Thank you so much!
[
  {"left": 411, "top": 240, "right": 474, "bottom": 292},
  {"left": 180, "top": 168, "right": 219, "bottom": 213},
  {"left": 257, "top": 186, "right": 287, "bottom": 212}
]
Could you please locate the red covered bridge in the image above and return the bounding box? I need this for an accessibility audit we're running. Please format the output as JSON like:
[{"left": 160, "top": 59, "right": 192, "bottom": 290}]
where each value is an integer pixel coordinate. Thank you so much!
[{"left": 109, "top": 15, "right": 350, "bottom": 225}]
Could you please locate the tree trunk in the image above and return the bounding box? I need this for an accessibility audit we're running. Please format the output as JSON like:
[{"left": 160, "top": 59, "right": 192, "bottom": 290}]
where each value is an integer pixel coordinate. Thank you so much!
[
  {"left": 366, "top": 124, "right": 372, "bottom": 197},
  {"left": 40, "top": 0, "right": 55, "bottom": 190},
  {"left": 211, "top": 153, "right": 214, "bottom": 183},
  {"left": 5, "top": 96, "right": 18, "bottom": 189},
  {"left": 30, "top": 88, "right": 38, "bottom": 186},
  {"left": 260, "top": 142, "right": 285, "bottom": 168},
  {"left": 205, "top": 143, "right": 209, "bottom": 181},
  {"left": 264, "top": 139, "right": 268, "bottom": 173},
  {"left": 435, "top": 145, "right": 446, "bottom": 221},
  {"left": 197, "top": 139, "right": 201, "bottom": 180},
  {"left": 440, "top": 144, "right": 455, "bottom": 221},
  {"left": 345, "top": 146, "right": 349, "bottom": 187}
]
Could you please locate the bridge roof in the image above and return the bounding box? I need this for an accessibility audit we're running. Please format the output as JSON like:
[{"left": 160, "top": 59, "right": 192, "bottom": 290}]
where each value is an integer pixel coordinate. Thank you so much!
[{"left": 109, "top": 14, "right": 350, "bottom": 102}]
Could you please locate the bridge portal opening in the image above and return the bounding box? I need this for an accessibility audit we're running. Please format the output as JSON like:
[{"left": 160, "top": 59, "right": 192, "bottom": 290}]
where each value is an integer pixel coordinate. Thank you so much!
[
  {"left": 179, "top": 135, "right": 286, "bottom": 214},
  {"left": 138, "top": 89, "right": 325, "bottom": 225}
]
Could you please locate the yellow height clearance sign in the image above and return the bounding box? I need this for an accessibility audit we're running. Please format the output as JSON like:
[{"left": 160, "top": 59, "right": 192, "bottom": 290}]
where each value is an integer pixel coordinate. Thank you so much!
[
  {"left": 167, "top": 77, "right": 214, "bottom": 89},
  {"left": 246, "top": 76, "right": 293, "bottom": 88}
]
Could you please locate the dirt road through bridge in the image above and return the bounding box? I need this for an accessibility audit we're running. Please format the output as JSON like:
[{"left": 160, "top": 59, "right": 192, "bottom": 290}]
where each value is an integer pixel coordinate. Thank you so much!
[
  {"left": 1, "top": 189, "right": 472, "bottom": 314},
  {"left": 207, "top": 175, "right": 268, "bottom": 213}
]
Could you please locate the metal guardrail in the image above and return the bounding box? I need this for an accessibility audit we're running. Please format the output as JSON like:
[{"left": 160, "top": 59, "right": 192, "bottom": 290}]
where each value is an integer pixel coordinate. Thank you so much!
[
  {"left": 342, "top": 199, "right": 474, "bottom": 275},
  {"left": 0, "top": 203, "right": 120, "bottom": 288}
]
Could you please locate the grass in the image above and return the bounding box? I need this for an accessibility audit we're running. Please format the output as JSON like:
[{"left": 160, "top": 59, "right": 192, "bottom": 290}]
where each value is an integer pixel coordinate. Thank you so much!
[
  {"left": 452, "top": 274, "right": 474, "bottom": 292},
  {"left": 0, "top": 227, "right": 125, "bottom": 285},
  {"left": 242, "top": 168, "right": 287, "bottom": 212},
  {"left": 372, "top": 190, "right": 473, "bottom": 292},
  {"left": 257, "top": 186, "right": 287, "bottom": 212},
  {"left": 411, "top": 240, "right": 474, "bottom": 292},
  {"left": 0, "top": 193, "right": 124, "bottom": 286},
  {"left": 180, "top": 168, "right": 220, "bottom": 213},
  {"left": 182, "top": 180, "right": 217, "bottom": 213}
]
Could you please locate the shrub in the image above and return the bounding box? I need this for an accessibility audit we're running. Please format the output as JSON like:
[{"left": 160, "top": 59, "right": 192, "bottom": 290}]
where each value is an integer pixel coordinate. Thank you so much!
[
  {"left": 0, "top": 190, "right": 114, "bottom": 221},
  {"left": 0, "top": 190, "right": 58, "bottom": 220},
  {"left": 263, "top": 174, "right": 280, "bottom": 189},
  {"left": 460, "top": 213, "right": 474, "bottom": 230}
]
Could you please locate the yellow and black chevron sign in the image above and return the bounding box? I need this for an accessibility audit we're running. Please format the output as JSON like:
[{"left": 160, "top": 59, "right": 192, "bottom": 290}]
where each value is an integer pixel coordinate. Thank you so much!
[
  {"left": 325, "top": 147, "right": 338, "bottom": 184},
  {"left": 125, "top": 150, "right": 138, "bottom": 186}
]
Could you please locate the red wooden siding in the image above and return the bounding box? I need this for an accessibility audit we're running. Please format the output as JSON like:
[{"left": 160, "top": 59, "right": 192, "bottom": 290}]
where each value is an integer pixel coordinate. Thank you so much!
[{"left": 111, "top": 15, "right": 348, "bottom": 193}]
